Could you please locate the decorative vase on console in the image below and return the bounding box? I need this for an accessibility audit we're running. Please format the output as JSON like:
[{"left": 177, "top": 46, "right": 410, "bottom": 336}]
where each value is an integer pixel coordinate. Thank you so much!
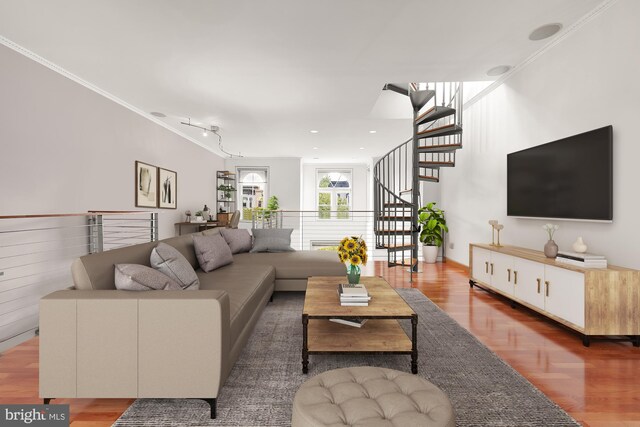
[
  {"left": 542, "top": 223, "right": 559, "bottom": 258},
  {"left": 572, "top": 237, "right": 587, "bottom": 253}
]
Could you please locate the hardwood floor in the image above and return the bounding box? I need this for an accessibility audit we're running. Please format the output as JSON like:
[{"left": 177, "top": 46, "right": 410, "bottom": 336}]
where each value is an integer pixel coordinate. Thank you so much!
[{"left": 1, "top": 260, "right": 639, "bottom": 426}]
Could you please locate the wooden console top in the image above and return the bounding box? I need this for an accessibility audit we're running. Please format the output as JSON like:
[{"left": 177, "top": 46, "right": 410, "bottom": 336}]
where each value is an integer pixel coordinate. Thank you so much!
[{"left": 470, "top": 243, "right": 636, "bottom": 273}]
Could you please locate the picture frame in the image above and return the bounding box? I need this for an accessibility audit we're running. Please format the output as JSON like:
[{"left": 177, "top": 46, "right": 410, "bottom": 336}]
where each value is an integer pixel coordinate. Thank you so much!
[
  {"left": 135, "top": 161, "right": 158, "bottom": 208},
  {"left": 158, "top": 167, "right": 178, "bottom": 209}
]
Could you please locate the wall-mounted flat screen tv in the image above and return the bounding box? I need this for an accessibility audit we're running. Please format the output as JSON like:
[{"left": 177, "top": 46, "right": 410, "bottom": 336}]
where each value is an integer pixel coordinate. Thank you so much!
[{"left": 507, "top": 125, "right": 613, "bottom": 221}]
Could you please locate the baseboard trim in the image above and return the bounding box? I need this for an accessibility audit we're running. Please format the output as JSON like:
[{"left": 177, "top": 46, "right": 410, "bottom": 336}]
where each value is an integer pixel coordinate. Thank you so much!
[{"left": 444, "top": 257, "right": 469, "bottom": 273}]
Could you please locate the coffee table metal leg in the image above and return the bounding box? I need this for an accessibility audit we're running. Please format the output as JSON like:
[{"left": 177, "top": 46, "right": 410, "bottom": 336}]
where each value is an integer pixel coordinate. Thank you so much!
[
  {"left": 411, "top": 314, "right": 418, "bottom": 374},
  {"left": 302, "top": 314, "right": 309, "bottom": 374}
]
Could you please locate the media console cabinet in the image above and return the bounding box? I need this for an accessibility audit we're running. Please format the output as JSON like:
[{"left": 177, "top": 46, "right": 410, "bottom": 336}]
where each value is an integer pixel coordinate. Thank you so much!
[{"left": 469, "top": 243, "right": 640, "bottom": 347}]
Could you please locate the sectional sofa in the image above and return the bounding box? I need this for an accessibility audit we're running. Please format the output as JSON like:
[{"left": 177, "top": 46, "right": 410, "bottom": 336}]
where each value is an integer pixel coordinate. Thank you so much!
[{"left": 39, "top": 229, "right": 345, "bottom": 418}]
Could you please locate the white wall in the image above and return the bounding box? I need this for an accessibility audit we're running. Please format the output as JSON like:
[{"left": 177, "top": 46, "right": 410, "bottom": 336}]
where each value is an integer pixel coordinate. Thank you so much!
[
  {"left": 0, "top": 44, "right": 224, "bottom": 239},
  {"left": 442, "top": 0, "right": 640, "bottom": 269}
]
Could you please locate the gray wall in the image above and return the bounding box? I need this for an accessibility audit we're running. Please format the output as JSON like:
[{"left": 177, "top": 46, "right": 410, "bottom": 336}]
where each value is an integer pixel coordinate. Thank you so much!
[{"left": 0, "top": 44, "right": 224, "bottom": 239}]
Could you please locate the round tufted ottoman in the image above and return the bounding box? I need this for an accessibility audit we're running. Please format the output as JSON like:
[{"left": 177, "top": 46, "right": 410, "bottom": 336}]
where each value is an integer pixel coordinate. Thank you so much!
[{"left": 292, "top": 367, "right": 455, "bottom": 427}]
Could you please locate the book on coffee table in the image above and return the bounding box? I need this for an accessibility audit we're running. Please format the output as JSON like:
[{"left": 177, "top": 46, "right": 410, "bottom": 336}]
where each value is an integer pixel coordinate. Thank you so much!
[{"left": 329, "top": 318, "right": 369, "bottom": 328}]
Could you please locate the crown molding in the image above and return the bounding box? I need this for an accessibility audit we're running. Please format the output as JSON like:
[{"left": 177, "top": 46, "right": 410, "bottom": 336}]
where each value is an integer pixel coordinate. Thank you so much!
[
  {"left": 463, "top": 0, "right": 619, "bottom": 109},
  {"left": 0, "top": 35, "right": 226, "bottom": 158}
]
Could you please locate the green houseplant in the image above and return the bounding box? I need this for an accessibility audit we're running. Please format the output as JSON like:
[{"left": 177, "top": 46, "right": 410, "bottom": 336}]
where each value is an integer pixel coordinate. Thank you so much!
[{"left": 417, "top": 202, "right": 448, "bottom": 263}]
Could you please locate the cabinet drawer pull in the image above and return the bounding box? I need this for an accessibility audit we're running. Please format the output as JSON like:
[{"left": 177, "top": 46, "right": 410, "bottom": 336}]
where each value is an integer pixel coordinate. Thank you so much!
[
  {"left": 545, "top": 280, "right": 550, "bottom": 297},
  {"left": 507, "top": 268, "right": 511, "bottom": 282},
  {"left": 490, "top": 263, "right": 494, "bottom": 275},
  {"left": 536, "top": 278, "right": 541, "bottom": 293},
  {"left": 485, "top": 261, "right": 489, "bottom": 273},
  {"left": 514, "top": 271, "right": 518, "bottom": 285}
]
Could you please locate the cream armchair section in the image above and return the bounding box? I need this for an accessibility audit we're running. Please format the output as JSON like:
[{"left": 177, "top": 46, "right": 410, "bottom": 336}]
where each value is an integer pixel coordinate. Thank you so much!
[{"left": 39, "top": 290, "right": 230, "bottom": 418}]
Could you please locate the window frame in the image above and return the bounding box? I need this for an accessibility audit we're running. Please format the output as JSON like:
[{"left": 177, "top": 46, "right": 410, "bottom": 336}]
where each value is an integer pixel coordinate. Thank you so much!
[
  {"left": 237, "top": 167, "right": 270, "bottom": 222},
  {"left": 315, "top": 169, "right": 353, "bottom": 221}
]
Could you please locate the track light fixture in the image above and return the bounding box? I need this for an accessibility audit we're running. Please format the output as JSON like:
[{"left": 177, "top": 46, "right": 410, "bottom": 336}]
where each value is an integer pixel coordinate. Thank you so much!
[{"left": 180, "top": 118, "right": 243, "bottom": 158}]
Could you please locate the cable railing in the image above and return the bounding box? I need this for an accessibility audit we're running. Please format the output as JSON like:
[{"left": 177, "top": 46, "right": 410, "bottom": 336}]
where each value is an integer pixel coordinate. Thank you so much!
[
  {"left": 251, "top": 210, "right": 379, "bottom": 255},
  {"left": 0, "top": 211, "right": 158, "bottom": 351}
]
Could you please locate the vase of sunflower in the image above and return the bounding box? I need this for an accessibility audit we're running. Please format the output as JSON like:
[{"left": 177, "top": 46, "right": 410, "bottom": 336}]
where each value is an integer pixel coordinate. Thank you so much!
[{"left": 338, "top": 236, "right": 368, "bottom": 284}]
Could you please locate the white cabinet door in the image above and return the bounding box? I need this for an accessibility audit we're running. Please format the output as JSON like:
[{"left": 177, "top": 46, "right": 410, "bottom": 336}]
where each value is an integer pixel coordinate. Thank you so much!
[
  {"left": 544, "top": 265, "right": 585, "bottom": 328},
  {"left": 491, "top": 252, "right": 514, "bottom": 296},
  {"left": 471, "top": 247, "right": 491, "bottom": 285},
  {"left": 513, "top": 258, "right": 545, "bottom": 310}
]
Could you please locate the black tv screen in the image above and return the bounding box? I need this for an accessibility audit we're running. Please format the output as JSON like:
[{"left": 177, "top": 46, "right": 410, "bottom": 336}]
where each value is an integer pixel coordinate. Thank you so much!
[{"left": 507, "top": 126, "right": 613, "bottom": 221}]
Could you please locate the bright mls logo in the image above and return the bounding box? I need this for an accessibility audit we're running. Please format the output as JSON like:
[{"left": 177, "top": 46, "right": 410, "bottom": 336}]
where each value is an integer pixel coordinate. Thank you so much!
[{"left": 1, "top": 405, "right": 68, "bottom": 426}]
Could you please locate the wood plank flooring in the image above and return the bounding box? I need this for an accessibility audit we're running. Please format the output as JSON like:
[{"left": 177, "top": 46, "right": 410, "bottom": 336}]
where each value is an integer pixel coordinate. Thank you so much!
[{"left": 0, "top": 260, "right": 639, "bottom": 426}]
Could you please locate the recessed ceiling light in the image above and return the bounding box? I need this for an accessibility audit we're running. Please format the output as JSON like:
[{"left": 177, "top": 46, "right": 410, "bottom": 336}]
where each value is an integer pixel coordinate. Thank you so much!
[
  {"left": 369, "top": 130, "right": 377, "bottom": 134},
  {"left": 359, "top": 147, "right": 365, "bottom": 150},
  {"left": 313, "top": 147, "right": 319, "bottom": 150},
  {"left": 529, "top": 23, "right": 563, "bottom": 41},
  {"left": 310, "top": 130, "right": 319, "bottom": 134},
  {"left": 486, "top": 65, "right": 512, "bottom": 76},
  {"left": 313, "top": 157, "right": 319, "bottom": 160},
  {"left": 150, "top": 112, "right": 166, "bottom": 117}
]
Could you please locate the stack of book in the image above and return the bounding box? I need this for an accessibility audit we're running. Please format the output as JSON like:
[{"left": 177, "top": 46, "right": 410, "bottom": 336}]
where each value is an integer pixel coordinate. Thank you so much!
[
  {"left": 338, "top": 283, "right": 371, "bottom": 306},
  {"left": 556, "top": 251, "right": 608, "bottom": 268}
]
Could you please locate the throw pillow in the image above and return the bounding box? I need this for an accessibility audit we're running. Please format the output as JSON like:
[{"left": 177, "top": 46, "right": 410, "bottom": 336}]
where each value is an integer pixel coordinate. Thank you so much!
[
  {"left": 150, "top": 242, "right": 200, "bottom": 290},
  {"left": 192, "top": 233, "right": 234, "bottom": 272},
  {"left": 250, "top": 228, "right": 295, "bottom": 253},
  {"left": 114, "top": 264, "right": 182, "bottom": 291},
  {"left": 220, "top": 228, "right": 252, "bottom": 254}
]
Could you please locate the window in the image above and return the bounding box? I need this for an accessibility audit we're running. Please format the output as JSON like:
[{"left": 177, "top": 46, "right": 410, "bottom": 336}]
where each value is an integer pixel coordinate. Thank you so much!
[
  {"left": 238, "top": 168, "right": 268, "bottom": 221},
  {"left": 317, "top": 170, "right": 351, "bottom": 219}
]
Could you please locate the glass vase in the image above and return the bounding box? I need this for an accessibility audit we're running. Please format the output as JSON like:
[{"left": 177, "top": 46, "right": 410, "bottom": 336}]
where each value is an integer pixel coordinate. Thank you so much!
[{"left": 347, "top": 264, "right": 361, "bottom": 284}]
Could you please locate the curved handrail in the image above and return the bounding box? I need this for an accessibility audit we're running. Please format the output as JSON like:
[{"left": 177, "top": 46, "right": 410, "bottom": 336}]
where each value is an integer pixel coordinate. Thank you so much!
[{"left": 374, "top": 137, "right": 412, "bottom": 171}]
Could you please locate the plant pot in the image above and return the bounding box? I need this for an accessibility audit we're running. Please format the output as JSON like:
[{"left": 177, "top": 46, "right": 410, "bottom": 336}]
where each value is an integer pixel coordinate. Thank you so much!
[
  {"left": 346, "top": 264, "right": 361, "bottom": 284},
  {"left": 544, "top": 240, "right": 558, "bottom": 258},
  {"left": 423, "top": 245, "right": 439, "bottom": 263}
]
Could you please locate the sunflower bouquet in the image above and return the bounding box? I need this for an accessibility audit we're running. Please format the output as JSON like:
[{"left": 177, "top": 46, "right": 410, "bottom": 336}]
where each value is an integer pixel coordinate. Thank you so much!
[{"left": 338, "top": 236, "right": 368, "bottom": 284}]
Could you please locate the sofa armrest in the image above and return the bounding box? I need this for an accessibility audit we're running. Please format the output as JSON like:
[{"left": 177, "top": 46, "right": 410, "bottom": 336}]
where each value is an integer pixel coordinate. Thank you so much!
[{"left": 40, "top": 290, "right": 230, "bottom": 399}]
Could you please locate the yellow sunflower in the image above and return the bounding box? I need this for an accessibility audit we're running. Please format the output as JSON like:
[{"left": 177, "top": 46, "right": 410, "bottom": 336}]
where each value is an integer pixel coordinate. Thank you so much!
[
  {"left": 345, "top": 239, "right": 357, "bottom": 251},
  {"left": 340, "top": 252, "right": 350, "bottom": 263},
  {"left": 350, "top": 254, "right": 362, "bottom": 265},
  {"left": 361, "top": 253, "right": 368, "bottom": 266},
  {"left": 340, "top": 237, "right": 349, "bottom": 246}
]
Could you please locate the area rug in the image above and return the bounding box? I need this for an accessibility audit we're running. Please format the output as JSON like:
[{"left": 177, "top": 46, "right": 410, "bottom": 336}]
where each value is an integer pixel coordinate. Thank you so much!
[{"left": 114, "top": 289, "right": 579, "bottom": 427}]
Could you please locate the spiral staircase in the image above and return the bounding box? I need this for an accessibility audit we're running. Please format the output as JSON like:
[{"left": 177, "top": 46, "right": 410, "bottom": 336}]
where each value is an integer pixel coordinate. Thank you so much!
[{"left": 373, "top": 82, "right": 463, "bottom": 278}]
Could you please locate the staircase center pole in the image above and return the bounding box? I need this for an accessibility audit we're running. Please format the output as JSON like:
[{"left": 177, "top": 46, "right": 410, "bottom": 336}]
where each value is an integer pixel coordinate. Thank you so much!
[{"left": 411, "top": 108, "right": 420, "bottom": 274}]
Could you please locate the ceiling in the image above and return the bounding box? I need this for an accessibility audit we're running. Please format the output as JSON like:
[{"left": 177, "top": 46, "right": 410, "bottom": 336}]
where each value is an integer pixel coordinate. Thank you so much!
[{"left": 0, "top": 0, "right": 603, "bottom": 159}]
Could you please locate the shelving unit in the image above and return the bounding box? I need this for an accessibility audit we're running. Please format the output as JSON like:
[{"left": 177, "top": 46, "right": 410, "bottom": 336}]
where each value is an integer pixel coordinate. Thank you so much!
[{"left": 216, "top": 171, "right": 237, "bottom": 221}]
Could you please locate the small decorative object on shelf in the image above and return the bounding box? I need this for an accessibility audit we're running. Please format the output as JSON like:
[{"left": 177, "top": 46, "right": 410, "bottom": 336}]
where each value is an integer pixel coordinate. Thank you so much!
[
  {"left": 185, "top": 210, "right": 192, "bottom": 222},
  {"left": 572, "top": 236, "right": 588, "bottom": 253},
  {"left": 193, "top": 210, "right": 205, "bottom": 223},
  {"left": 494, "top": 224, "right": 504, "bottom": 247},
  {"left": 203, "top": 205, "right": 210, "bottom": 221},
  {"left": 337, "top": 236, "right": 368, "bottom": 284},
  {"left": 488, "top": 220, "right": 498, "bottom": 245},
  {"left": 542, "top": 223, "right": 559, "bottom": 258}
]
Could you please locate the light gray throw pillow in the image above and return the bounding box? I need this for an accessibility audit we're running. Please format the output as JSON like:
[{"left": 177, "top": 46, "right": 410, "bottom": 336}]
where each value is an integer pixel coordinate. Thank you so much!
[
  {"left": 220, "top": 228, "right": 252, "bottom": 254},
  {"left": 193, "top": 233, "right": 234, "bottom": 272},
  {"left": 114, "top": 264, "right": 182, "bottom": 291},
  {"left": 150, "top": 242, "right": 200, "bottom": 290},
  {"left": 250, "top": 228, "right": 295, "bottom": 253}
]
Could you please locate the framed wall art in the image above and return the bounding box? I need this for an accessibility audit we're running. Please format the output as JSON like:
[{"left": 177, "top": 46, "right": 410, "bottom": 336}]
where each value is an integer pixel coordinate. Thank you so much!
[
  {"left": 158, "top": 167, "right": 177, "bottom": 209},
  {"left": 135, "top": 161, "right": 158, "bottom": 208}
]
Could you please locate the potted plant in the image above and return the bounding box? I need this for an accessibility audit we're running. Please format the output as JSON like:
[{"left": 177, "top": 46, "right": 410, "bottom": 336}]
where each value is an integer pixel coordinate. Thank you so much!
[
  {"left": 193, "top": 210, "right": 204, "bottom": 223},
  {"left": 337, "top": 236, "right": 368, "bottom": 284},
  {"left": 417, "top": 202, "right": 448, "bottom": 263},
  {"left": 217, "top": 184, "right": 235, "bottom": 199}
]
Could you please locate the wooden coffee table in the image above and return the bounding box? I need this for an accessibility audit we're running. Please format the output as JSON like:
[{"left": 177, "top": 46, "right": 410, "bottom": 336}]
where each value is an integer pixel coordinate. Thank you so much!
[{"left": 302, "top": 276, "right": 418, "bottom": 374}]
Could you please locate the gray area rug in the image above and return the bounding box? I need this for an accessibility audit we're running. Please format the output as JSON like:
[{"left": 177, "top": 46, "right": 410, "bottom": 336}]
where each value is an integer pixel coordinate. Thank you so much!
[{"left": 114, "top": 289, "right": 578, "bottom": 426}]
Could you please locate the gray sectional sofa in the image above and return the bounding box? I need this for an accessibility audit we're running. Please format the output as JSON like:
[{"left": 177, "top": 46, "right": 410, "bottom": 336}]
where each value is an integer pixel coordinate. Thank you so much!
[{"left": 39, "top": 229, "right": 345, "bottom": 418}]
